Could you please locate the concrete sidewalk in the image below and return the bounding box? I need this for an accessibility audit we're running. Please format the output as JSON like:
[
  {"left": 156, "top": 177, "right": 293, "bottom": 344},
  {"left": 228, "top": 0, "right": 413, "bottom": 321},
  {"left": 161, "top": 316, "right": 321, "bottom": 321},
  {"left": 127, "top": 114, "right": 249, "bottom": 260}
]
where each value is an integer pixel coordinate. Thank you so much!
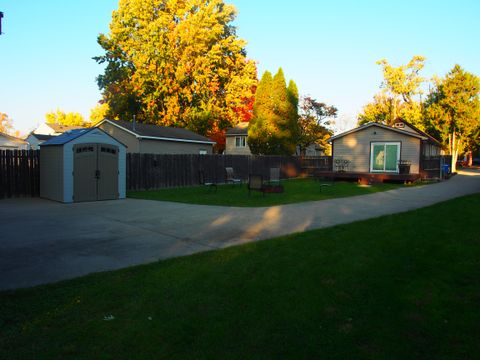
[{"left": 1, "top": 169, "right": 479, "bottom": 291}]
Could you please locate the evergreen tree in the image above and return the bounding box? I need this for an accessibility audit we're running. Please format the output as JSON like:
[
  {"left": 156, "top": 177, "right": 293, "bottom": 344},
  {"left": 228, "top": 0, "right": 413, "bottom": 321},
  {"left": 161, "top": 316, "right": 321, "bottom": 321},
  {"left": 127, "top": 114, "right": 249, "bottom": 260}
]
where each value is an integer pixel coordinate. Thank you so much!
[
  {"left": 248, "top": 71, "right": 273, "bottom": 154},
  {"left": 248, "top": 69, "right": 298, "bottom": 155}
]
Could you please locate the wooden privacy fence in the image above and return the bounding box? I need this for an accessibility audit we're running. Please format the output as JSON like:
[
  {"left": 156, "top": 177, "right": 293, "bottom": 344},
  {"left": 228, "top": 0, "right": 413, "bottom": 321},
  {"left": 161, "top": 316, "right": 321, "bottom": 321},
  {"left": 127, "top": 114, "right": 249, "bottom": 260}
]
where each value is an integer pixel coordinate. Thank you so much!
[
  {"left": 0, "top": 150, "right": 40, "bottom": 199},
  {"left": 127, "top": 154, "right": 333, "bottom": 191}
]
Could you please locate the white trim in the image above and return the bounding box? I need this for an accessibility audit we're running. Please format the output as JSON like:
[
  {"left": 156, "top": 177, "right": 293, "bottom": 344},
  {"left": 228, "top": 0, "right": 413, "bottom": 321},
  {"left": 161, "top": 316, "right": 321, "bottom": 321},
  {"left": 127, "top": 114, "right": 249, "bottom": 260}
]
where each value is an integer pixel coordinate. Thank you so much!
[
  {"left": 329, "top": 122, "right": 427, "bottom": 142},
  {"left": 96, "top": 119, "right": 216, "bottom": 145},
  {"left": 235, "top": 136, "right": 247, "bottom": 147},
  {"left": 370, "top": 142, "right": 401, "bottom": 173},
  {"left": 139, "top": 135, "right": 215, "bottom": 145}
]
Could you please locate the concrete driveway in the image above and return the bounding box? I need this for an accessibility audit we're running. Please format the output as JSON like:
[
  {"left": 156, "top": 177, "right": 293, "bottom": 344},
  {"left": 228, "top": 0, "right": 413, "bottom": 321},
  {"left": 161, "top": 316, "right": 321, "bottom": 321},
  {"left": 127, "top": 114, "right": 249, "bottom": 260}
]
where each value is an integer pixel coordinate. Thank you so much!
[{"left": 1, "top": 169, "right": 479, "bottom": 291}]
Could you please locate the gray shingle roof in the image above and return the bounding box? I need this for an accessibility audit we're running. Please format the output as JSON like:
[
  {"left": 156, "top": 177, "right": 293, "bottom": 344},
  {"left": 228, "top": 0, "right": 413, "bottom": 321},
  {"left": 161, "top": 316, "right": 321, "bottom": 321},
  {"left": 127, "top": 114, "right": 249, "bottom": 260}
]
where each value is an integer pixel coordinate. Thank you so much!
[
  {"left": 29, "top": 133, "right": 55, "bottom": 141},
  {"left": 103, "top": 119, "right": 215, "bottom": 144},
  {"left": 47, "top": 124, "right": 85, "bottom": 133},
  {"left": 226, "top": 122, "right": 249, "bottom": 136}
]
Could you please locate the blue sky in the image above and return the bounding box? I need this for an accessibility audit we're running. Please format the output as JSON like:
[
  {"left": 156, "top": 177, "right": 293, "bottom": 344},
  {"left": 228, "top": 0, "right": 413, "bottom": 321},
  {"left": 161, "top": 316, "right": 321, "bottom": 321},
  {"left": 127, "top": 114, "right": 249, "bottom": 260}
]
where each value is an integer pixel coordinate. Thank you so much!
[{"left": 1, "top": 0, "right": 479, "bottom": 134}]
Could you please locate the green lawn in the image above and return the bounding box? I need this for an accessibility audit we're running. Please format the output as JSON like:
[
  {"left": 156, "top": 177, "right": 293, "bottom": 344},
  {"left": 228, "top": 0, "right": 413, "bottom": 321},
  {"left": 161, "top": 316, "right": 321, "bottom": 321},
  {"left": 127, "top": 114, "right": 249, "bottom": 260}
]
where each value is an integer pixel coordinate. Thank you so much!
[
  {"left": 128, "top": 178, "right": 409, "bottom": 206},
  {"left": 1, "top": 194, "right": 479, "bottom": 359}
]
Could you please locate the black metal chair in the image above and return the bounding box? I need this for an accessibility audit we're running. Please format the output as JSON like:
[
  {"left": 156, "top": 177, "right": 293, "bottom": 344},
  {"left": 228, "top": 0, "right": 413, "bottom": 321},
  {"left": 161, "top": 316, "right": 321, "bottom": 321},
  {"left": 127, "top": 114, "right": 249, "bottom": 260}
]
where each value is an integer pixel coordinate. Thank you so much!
[
  {"left": 225, "top": 167, "right": 242, "bottom": 185},
  {"left": 199, "top": 171, "right": 217, "bottom": 192},
  {"left": 248, "top": 174, "right": 265, "bottom": 196}
]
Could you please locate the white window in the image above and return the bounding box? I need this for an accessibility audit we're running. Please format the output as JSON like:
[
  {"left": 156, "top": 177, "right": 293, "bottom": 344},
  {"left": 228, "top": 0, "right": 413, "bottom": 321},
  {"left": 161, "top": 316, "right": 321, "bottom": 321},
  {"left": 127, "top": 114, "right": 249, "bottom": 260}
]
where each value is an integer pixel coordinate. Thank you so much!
[
  {"left": 199, "top": 150, "right": 207, "bottom": 155},
  {"left": 370, "top": 142, "right": 400, "bottom": 173},
  {"left": 235, "top": 136, "right": 246, "bottom": 147}
]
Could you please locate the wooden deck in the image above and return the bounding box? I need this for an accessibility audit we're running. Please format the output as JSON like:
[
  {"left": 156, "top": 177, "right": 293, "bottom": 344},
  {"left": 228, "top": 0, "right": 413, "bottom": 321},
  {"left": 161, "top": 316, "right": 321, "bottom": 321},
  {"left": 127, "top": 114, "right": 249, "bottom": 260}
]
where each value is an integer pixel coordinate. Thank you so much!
[{"left": 313, "top": 171, "right": 421, "bottom": 184}]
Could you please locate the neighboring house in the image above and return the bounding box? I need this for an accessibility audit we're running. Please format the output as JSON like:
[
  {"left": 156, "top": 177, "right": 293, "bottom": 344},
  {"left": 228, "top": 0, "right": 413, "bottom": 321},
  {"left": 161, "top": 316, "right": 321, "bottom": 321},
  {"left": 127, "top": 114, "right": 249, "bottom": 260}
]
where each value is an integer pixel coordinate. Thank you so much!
[
  {"left": 0, "top": 132, "right": 29, "bottom": 150},
  {"left": 26, "top": 123, "right": 86, "bottom": 149},
  {"left": 299, "top": 143, "right": 326, "bottom": 157},
  {"left": 33, "top": 123, "right": 85, "bottom": 136},
  {"left": 25, "top": 133, "right": 55, "bottom": 150},
  {"left": 225, "top": 121, "right": 327, "bottom": 156},
  {"left": 225, "top": 122, "right": 251, "bottom": 155},
  {"left": 95, "top": 119, "right": 215, "bottom": 154},
  {"left": 328, "top": 118, "right": 443, "bottom": 175}
]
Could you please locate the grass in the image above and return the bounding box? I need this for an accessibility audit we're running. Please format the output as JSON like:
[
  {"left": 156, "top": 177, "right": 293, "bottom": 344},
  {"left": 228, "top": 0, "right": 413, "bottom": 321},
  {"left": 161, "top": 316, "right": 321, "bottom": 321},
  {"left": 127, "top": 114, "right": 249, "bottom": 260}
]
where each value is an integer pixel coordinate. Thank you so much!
[
  {"left": 128, "top": 178, "right": 410, "bottom": 207},
  {"left": 1, "top": 194, "right": 479, "bottom": 359}
]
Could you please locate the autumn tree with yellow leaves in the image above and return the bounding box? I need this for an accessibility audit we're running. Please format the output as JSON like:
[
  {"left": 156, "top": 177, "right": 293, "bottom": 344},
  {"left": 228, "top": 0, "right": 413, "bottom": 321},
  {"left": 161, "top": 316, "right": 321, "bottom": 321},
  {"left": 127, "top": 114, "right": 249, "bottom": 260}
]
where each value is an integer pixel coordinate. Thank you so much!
[
  {"left": 95, "top": 0, "right": 257, "bottom": 145},
  {"left": 358, "top": 56, "right": 425, "bottom": 127}
]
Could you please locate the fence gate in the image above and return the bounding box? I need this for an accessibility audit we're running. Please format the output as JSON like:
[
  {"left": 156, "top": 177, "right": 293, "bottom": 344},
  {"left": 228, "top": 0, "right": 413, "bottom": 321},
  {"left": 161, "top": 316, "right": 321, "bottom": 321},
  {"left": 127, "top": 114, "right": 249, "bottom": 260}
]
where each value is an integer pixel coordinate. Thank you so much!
[{"left": 73, "top": 144, "right": 118, "bottom": 202}]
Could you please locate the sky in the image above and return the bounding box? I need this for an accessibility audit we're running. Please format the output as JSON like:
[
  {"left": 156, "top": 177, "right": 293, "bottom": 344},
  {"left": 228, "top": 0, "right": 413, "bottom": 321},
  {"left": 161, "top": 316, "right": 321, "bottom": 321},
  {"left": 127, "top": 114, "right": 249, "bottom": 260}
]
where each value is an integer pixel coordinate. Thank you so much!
[{"left": 1, "top": 0, "right": 479, "bottom": 135}]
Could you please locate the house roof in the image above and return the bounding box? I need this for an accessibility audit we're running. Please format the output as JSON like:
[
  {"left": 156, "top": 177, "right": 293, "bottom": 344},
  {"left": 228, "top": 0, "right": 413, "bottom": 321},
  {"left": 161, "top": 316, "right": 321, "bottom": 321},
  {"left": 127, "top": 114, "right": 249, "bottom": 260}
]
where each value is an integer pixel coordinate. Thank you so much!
[
  {"left": 328, "top": 122, "right": 428, "bottom": 143},
  {"left": 0, "top": 132, "right": 28, "bottom": 144},
  {"left": 96, "top": 119, "right": 215, "bottom": 145},
  {"left": 28, "top": 133, "right": 55, "bottom": 141},
  {"left": 226, "top": 122, "right": 249, "bottom": 136},
  {"left": 395, "top": 118, "right": 443, "bottom": 147},
  {"left": 47, "top": 123, "right": 85, "bottom": 133}
]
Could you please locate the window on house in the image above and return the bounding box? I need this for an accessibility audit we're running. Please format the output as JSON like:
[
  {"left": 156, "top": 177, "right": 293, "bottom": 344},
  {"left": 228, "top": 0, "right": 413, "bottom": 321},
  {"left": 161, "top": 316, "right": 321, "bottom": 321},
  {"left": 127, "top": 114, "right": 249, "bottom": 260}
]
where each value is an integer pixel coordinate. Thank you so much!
[
  {"left": 370, "top": 142, "right": 400, "bottom": 172},
  {"left": 235, "top": 136, "right": 246, "bottom": 147},
  {"left": 199, "top": 150, "right": 207, "bottom": 155}
]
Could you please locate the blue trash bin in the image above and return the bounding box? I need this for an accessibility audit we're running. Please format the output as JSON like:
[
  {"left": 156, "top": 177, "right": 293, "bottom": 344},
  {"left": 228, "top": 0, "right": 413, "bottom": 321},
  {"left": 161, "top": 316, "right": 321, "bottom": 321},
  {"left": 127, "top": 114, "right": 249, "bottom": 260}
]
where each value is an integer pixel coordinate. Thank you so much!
[{"left": 442, "top": 164, "right": 450, "bottom": 175}]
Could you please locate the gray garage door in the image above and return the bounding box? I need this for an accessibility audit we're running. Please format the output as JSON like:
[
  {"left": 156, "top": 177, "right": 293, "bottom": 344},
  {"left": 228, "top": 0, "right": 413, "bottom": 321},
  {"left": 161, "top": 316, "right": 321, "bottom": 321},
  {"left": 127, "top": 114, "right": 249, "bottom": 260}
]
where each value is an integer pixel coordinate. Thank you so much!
[{"left": 73, "top": 143, "right": 119, "bottom": 202}]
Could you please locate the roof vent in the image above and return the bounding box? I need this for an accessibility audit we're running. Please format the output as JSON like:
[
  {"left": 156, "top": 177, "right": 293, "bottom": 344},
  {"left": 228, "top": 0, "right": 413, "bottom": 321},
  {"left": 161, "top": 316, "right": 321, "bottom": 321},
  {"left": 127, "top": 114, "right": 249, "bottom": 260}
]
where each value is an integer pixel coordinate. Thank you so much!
[{"left": 394, "top": 122, "right": 405, "bottom": 129}]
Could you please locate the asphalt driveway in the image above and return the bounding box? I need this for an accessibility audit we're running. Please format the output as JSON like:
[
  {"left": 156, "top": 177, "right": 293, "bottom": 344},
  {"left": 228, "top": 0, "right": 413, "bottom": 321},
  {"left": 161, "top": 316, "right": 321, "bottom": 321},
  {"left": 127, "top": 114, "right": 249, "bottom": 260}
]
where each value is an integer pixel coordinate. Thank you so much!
[{"left": 1, "top": 169, "right": 479, "bottom": 290}]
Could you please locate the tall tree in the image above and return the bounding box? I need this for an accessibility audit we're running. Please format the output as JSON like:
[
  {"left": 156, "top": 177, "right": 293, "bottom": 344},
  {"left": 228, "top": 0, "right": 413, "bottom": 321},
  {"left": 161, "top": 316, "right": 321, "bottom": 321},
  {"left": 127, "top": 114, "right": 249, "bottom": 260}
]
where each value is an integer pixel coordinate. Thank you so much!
[
  {"left": 45, "top": 110, "right": 86, "bottom": 127},
  {"left": 296, "top": 97, "right": 336, "bottom": 155},
  {"left": 423, "top": 65, "right": 480, "bottom": 172},
  {"left": 0, "top": 112, "right": 13, "bottom": 134},
  {"left": 248, "top": 69, "right": 298, "bottom": 155},
  {"left": 358, "top": 56, "right": 425, "bottom": 127},
  {"left": 95, "top": 0, "right": 257, "bottom": 140},
  {"left": 90, "top": 103, "right": 110, "bottom": 124},
  {"left": 248, "top": 71, "right": 274, "bottom": 155}
]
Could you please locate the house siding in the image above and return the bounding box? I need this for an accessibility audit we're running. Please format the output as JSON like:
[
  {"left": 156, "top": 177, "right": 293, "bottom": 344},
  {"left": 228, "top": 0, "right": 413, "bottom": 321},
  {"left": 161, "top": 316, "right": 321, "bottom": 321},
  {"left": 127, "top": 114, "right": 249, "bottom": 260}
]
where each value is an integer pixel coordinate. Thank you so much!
[
  {"left": 98, "top": 122, "right": 140, "bottom": 152},
  {"left": 225, "top": 136, "right": 251, "bottom": 155},
  {"left": 98, "top": 122, "right": 213, "bottom": 154},
  {"left": 139, "top": 138, "right": 212, "bottom": 154},
  {"left": 332, "top": 126, "right": 421, "bottom": 174}
]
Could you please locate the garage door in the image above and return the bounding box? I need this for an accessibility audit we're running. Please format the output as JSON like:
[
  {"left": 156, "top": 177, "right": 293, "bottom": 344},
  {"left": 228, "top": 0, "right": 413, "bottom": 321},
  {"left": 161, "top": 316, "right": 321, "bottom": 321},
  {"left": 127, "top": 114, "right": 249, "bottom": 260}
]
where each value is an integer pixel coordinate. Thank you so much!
[{"left": 73, "top": 143, "right": 119, "bottom": 202}]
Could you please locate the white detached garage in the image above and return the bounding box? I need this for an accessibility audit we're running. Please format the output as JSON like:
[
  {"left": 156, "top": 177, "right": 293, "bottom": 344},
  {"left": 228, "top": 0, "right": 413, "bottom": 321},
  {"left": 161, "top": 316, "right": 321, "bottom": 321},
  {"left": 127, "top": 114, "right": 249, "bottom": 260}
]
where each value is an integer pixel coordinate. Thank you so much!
[{"left": 40, "top": 128, "right": 126, "bottom": 203}]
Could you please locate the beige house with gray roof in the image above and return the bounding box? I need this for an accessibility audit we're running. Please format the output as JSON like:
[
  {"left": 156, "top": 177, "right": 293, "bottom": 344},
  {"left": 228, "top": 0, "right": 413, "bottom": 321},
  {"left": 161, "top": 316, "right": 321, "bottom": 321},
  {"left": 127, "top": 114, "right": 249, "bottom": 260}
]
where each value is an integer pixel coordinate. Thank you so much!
[
  {"left": 95, "top": 119, "right": 215, "bottom": 154},
  {"left": 328, "top": 119, "right": 443, "bottom": 175}
]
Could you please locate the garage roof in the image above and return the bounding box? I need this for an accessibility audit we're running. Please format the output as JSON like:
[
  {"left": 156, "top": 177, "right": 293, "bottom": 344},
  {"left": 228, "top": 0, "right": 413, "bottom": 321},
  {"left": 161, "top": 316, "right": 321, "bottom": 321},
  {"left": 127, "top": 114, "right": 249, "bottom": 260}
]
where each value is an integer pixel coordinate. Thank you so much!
[{"left": 96, "top": 119, "right": 216, "bottom": 145}]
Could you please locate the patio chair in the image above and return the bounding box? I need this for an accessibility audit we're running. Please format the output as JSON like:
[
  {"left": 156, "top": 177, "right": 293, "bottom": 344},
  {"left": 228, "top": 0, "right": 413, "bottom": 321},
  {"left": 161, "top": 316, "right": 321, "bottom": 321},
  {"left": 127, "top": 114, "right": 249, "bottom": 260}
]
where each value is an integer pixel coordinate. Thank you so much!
[
  {"left": 248, "top": 174, "right": 265, "bottom": 196},
  {"left": 225, "top": 167, "right": 242, "bottom": 185},
  {"left": 315, "top": 172, "right": 334, "bottom": 192},
  {"left": 199, "top": 170, "right": 217, "bottom": 192},
  {"left": 269, "top": 167, "right": 280, "bottom": 185}
]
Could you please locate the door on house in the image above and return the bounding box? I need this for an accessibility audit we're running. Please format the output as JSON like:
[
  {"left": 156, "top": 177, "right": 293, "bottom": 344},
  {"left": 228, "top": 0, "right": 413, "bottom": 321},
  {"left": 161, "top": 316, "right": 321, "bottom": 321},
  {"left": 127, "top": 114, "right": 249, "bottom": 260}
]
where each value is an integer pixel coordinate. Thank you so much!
[
  {"left": 370, "top": 142, "right": 400, "bottom": 173},
  {"left": 73, "top": 143, "right": 119, "bottom": 202}
]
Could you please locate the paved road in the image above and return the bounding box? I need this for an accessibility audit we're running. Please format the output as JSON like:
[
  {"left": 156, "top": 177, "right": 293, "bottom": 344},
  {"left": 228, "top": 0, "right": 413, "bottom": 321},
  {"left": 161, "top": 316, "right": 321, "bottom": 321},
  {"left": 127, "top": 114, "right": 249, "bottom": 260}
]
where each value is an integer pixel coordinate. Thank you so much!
[{"left": 1, "top": 169, "right": 479, "bottom": 291}]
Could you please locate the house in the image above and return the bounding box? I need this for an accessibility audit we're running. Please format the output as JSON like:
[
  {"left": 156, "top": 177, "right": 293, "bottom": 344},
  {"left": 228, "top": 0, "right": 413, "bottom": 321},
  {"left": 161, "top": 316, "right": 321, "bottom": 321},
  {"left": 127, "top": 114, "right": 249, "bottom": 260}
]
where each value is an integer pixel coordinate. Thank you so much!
[
  {"left": 95, "top": 119, "right": 215, "bottom": 154},
  {"left": 225, "top": 122, "right": 251, "bottom": 155},
  {"left": 26, "top": 123, "right": 86, "bottom": 149},
  {"left": 25, "top": 133, "right": 55, "bottom": 150},
  {"left": 0, "top": 132, "right": 29, "bottom": 150},
  {"left": 328, "top": 118, "right": 443, "bottom": 177},
  {"left": 33, "top": 123, "right": 85, "bottom": 136},
  {"left": 225, "top": 121, "right": 326, "bottom": 156}
]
